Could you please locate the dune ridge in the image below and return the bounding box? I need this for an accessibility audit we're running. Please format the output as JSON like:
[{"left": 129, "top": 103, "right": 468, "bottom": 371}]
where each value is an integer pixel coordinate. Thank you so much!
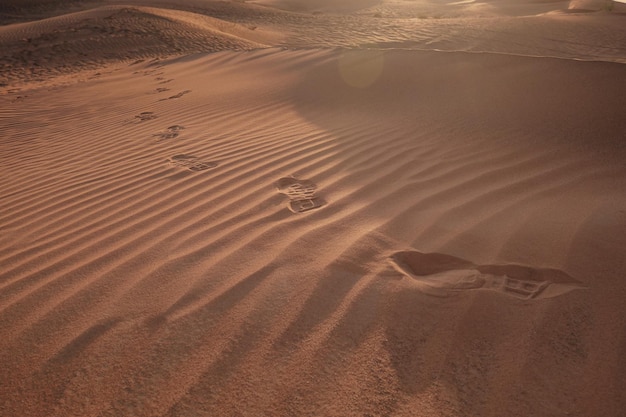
[
  {"left": 2, "top": 0, "right": 626, "bottom": 90},
  {"left": 0, "top": 3, "right": 274, "bottom": 88}
]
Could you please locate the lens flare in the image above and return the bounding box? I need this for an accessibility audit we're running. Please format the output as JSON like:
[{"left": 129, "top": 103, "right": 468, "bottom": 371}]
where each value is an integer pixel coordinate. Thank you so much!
[{"left": 338, "top": 49, "right": 385, "bottom": 89}]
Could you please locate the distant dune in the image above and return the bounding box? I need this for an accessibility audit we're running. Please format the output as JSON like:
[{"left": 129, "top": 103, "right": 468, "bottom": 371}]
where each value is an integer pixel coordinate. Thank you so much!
[
  {"left": 0, "top": 4, "right": 279, "bottom": 87},
  {"left": 2, "top": 0, "right": 626, "bottom": 90},
  {"left": 1, "top": 1, "right": 625, "bottom": 416},
  {"left": 250, "top": 0, "right": 381, "bottom": 12}
]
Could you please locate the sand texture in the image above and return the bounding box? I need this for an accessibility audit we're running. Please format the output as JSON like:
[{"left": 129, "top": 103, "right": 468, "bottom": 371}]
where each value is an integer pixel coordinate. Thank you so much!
[{"left": 1, "top": 1, "right": 626, "bottom": 416}]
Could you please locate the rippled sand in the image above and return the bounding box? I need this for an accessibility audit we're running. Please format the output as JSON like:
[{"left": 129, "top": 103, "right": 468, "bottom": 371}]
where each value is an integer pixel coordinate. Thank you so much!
[{"left": 1, "top": 1, "right": 625, "bottom": 416}]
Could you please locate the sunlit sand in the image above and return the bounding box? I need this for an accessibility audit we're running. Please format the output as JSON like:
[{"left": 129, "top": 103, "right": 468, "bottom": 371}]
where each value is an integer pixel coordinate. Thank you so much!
[{"left": 1, "top": 1, "right": 625, "bottom": 416}]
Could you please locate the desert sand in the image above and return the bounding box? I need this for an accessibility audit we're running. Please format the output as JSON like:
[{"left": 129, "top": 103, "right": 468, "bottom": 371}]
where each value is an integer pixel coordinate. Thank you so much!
[{"left": 1, "top": 0, "right": 626, "bottom": 416}]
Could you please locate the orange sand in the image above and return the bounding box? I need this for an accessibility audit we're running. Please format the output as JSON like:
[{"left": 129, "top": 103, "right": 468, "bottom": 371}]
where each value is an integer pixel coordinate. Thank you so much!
[{"left": 1, "top": 1, "right": 625, "bottom": 416}]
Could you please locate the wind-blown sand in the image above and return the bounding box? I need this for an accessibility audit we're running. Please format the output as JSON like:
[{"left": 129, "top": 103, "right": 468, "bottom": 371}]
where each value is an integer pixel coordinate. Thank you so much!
[{"left": 1, "top": 1, "right": 626, "bottom": 416}]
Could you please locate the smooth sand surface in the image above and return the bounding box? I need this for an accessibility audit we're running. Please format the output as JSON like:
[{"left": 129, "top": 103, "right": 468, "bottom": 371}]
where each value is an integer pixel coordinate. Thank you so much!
[{"left": 1, "top": 1, "right": 626, "bottom": 416}]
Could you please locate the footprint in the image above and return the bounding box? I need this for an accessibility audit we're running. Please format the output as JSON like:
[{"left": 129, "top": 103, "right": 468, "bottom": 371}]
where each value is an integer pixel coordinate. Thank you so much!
[
  {"left": 159, "top": 90, "right": 191, "bottom": 101},
  {"left": 135, "top": 111, "right": 157, "bottom": 121},
  {"left": 153, "top": 125, "right": 185, "bottom": 140},
  {"left": 275, "top": 177, "right": 325, "bottom": 213},
  {"left": 168, "top": 154, "right": 217, "bottom": 171},
  {"left": 390, "top": 251, "right": 585, "bottom": 300},
  {"left": 147, "top": 87, "right": 170, "bottom": 95}
]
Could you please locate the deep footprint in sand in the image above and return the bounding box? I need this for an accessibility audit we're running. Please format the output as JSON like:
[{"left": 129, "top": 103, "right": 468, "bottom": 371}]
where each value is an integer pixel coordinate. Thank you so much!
[
  {"left": 153, "top": 125, "right": 185, "bottom": 140},
  {"left": 390, "top": 251, "right": 585, "bottom": 300},
  {"left": 276, "top": 177, "right": 325, "bottom": 213},
  {"left": 168, "top": 154, "right": 217, "bottom": 171}
]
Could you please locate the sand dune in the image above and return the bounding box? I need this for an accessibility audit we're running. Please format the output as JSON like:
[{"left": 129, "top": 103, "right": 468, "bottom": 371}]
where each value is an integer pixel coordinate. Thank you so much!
[
  {"left": 251, "top": 0, "right": 381, "bottom": 13},
  {"left": 0, "top": 4, "right": 275, "bottom": 87},
  {"left": 1, "top": 1, "right": 626, "bottom": 416},
  {"left": 3, "top": 0, "right": 626, "bottom": 88}
]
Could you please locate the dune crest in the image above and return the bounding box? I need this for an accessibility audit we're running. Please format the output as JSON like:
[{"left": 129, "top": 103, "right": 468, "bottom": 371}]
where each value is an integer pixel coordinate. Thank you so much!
[{"left": 0, "top": 4, "right": 273, "bottom": 88}]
